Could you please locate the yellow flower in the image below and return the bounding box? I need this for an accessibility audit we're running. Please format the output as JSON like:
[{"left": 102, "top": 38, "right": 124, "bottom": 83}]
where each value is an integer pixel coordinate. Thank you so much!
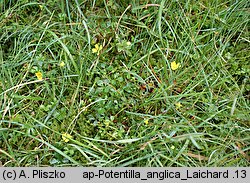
[
  {"left": 126, "top": 41, "right": 131, "bottom": 46},
  {"left": 35, "top": 71, "right": 43, "bottom": 80},
  {"left": 59, "top": 61, "right": 65, "bottom": 67},
  {"left": 175, "top": 102, "right": 182, "bottom": 109},
  {"left": 144, "top": 118, "right": 149, "bottom": 125},
  {"left": 171, "top": 61, "right": 180, "bottom": 71},
  {"left": 92, "top": 43, "right": 103, "bottom": 55},
  {"left": 62, "top": 133, "right": 72, "bottom": 143},
  {"left": 171, "top": 145, "right": 175, "bottom": 150}
]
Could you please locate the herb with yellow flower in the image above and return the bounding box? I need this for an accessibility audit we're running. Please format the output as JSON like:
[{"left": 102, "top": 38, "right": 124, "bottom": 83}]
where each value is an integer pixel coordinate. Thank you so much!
[
  {"left": 171, "top": 61, "right": 180, "bottom": 71},
  {"left": 62, "top": 133, "right": 72, "bottom": 143},
  {"left": 144, "top": 118, "right": 149, "bottom": 125},
  {"left": 59, "top": 61, "right": 65, "bottom": 67},
  {"left": 175, "top": 102, "right": 183, "bottom": 109},
  {"left": 92, "top": 43, "right": 103, "bottom": 55},
  {"left": 35, "top": 71, "right": 43, "bottom": 80}
]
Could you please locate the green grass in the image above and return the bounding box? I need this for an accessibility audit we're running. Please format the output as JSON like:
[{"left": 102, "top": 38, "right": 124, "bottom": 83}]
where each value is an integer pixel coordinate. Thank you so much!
[{"left": 0, "top": 0, "right": 249, "bottom": 167}]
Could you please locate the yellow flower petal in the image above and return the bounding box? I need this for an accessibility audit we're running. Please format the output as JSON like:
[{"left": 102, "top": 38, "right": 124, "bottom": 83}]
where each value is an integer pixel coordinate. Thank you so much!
[
  {"left": 144, "top": 118, "right": 149, "bottom": 125},
  {"left": 92, "top": 43, "right": 103, "bottom": 55},
  {"left": 35, "top": 71, "right": 43, "bottom": 80},
  {"left": 92, "top": 48, "right": 98, "bottom": 53},
  {"left": 59, "top": 61, "right": 65, "bottom": 67},
  {"left": 171, "top": 61, "right": 180, "bottom": 71},
  {"left": 175, "top": 102, "right": 182, "bottom": 109},
  {"left": 95, "top": 44, "right": 99, "bottom": 49},
  {"left": 62, "top": 133, "right": 72, "bottom": 143}
]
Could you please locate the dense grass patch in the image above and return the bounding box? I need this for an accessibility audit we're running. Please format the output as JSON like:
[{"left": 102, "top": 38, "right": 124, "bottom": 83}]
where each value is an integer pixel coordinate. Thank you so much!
[{"left": 0, "top": 0, "right": 249, "bottom": 166}]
